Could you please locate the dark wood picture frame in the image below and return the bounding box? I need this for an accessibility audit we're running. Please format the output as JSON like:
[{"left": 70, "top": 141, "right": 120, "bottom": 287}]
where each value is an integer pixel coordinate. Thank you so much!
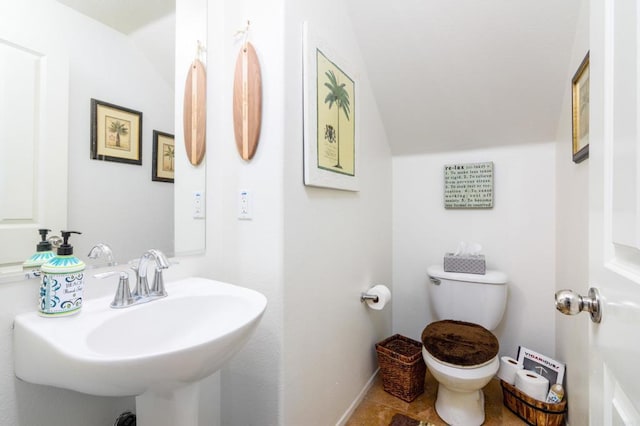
[
  {"left": 152, "top": 130, "right": 175, "bottom": 183},
  {"left": 90, "top": 98, "right": 143, "bottom": 165},
  {"left": 572, "top": 52, "right": 590, "bottom": 163}
]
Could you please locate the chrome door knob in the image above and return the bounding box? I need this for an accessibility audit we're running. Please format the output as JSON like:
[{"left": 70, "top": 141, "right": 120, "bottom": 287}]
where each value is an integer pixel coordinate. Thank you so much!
[{"left": 555, "top": 287, "right": 602, "bottom": 323}]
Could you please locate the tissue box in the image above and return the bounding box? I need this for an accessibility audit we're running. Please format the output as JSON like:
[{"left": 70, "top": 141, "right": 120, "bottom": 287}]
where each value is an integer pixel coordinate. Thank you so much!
[{"left": 443, "top": 253, "right": 486, "bottom": 274}]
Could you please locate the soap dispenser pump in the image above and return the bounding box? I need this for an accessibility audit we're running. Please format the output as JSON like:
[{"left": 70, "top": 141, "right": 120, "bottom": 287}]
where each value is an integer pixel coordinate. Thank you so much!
[
  {"left": 39, "top": 231, "right": 86, "bottom": 317},
  {"left": 23, "top": 229, "right": 55, "bottom": 271}
]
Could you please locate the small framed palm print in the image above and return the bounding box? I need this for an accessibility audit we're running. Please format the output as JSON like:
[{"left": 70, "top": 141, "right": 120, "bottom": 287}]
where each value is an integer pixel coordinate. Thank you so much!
[
  {"left": 152, "top": 130, "right": 175, "bottom": 183},
  {"left": 91, "top": 98, "right": 143, "bottom": 165}
]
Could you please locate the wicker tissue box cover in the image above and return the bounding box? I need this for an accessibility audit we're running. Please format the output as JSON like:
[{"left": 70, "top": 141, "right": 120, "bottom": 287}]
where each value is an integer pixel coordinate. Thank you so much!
[{"left": 443, "top": 253, "right": 486, "bottom": 274}]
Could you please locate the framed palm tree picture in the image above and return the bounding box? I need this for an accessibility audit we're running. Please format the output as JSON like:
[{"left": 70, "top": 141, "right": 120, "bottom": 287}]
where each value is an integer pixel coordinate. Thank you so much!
[
  {"left": 90, "top": 98, "right": 142, "bottom": 165},
  {"left": 571, "top": 52, "right": 589, "bottom": 163},
  {"left": 152, "top": 130, "right": 175, "bottom": 183},
  {"left": 303, "top": 22, "right": 359, "bottom": 191}
]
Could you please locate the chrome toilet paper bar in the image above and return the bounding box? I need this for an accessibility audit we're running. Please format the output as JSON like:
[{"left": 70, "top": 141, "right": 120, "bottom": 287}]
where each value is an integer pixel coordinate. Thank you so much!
[
  {"left": 361, "top": 285, "right": 391, "bottom": 310},
  {"left": 360, "top": 293, "right": 379, "bottom": 303}
]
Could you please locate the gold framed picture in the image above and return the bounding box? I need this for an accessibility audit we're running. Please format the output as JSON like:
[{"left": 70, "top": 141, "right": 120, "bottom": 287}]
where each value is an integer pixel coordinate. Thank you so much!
[
  {"left": 572, "top": 52, "right": 589, "bottom": 163},
  {"left": 91, "top": 98, "right": 142, "bottom": 165},
  {"left": 152, "top": 130, "right": 175, "bottom": 183}
]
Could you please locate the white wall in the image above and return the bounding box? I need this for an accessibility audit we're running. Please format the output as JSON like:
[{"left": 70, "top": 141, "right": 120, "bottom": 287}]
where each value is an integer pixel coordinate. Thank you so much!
[
  {"left": 393, "top": 143, "right": 557, "bottom": 360},
  {"left": 283, "top": 4, "right": 393, "bottom": 426},
  {"left": 188, "top": 0, "right": 393, "bottom": 425},
  {"left": 554, "top": 0, "right": 590, "bottom": 424},
  {"left": 195, "top": 0, "right": 286, "bottom": 425}
]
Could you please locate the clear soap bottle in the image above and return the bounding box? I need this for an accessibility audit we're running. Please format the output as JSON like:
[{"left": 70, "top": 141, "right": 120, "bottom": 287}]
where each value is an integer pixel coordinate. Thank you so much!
[{"left": 39, "top": 231, "right": 85, "bottom": 317}]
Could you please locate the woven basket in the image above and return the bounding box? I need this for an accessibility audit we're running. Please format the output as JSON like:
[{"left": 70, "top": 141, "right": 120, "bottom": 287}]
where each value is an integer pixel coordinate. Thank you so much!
[
  {"left": 375, "top": 334, "right": 426, "bottom": 402},
  {"left": 501, "top": 380, "right": 567, "bottom": 426}
]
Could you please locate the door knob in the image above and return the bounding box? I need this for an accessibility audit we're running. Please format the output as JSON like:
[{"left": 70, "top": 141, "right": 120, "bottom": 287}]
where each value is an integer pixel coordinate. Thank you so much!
[{"left": 555, "top": 287, "right": 601, "bottom": 323}]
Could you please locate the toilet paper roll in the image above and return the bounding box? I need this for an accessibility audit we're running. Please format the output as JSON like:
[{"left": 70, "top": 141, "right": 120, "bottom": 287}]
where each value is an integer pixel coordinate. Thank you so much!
[
  {"left": 515, "top": 369, "right": 549, "bottom": 402},
  {"left": 365, "top": 285, "right": 391, "bottom": 310},
  {"left": 496, "top": 356, "right": 523, "bottom": 385}
]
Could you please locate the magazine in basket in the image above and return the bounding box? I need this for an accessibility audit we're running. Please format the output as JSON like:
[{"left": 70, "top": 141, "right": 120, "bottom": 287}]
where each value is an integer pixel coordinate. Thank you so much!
[{"left": 516, "top": 346, "right": 565, "bottom": 385}]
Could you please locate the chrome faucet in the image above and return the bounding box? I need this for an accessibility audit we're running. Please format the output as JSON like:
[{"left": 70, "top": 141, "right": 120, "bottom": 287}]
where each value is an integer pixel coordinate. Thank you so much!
[
  {"left": 133, "top": 249, "right": 170, "bottom": 299},
  {"left": 108, "top": 249, "right": 170, "bottom": 309},
  {"left": 111, "top": 272, "right": 134, "bottom": 308},
  {"left": 87, "top": 243, "right": 116, "bottom": 266}
]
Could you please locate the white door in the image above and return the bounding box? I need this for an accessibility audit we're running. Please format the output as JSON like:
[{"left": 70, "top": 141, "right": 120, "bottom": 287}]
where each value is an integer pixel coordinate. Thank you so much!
[{"left": 588, "top": 0, "right": 640, "bottom": 423}]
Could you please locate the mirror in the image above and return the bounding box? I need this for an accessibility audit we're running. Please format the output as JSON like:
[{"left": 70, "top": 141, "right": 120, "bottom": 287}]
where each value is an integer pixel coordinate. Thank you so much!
[{"left": 0, "top": 0, "right": 204, "bottom": 278}]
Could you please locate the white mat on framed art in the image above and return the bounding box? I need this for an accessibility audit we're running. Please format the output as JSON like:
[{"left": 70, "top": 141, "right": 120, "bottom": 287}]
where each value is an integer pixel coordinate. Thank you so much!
[{"left": 302, "top": 21, "right": 359, "bottom": 191}]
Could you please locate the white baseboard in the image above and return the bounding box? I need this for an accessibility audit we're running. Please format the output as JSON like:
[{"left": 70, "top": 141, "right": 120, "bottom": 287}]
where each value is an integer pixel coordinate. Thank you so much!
[{"left": 335, "top": 368, "right": 379, "bottom": 426}]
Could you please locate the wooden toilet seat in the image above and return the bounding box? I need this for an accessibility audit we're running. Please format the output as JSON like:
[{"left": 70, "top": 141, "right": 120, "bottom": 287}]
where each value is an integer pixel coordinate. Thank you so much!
[{"left": 421, "top": 320, "right": 499, "bottom": 367}]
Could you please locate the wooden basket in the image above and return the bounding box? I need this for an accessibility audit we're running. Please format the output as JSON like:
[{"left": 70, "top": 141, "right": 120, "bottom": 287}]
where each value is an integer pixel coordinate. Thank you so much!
[
  {"left": 501, "top": 380, "right": 567, "bottom": 426},
  {"left": 375, "top": 334, "right": 426, "bottom": 402}
]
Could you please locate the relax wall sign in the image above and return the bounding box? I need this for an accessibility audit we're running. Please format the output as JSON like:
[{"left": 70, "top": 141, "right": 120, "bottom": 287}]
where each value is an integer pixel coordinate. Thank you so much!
[{"left": 443, "top": 162, "right": 494, "bottom": 209}]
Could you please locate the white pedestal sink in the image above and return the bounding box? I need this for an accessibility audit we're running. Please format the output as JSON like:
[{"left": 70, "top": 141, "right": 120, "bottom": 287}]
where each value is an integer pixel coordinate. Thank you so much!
[{"left": 13, "top": 277, "right": 267, "bottom": 426}]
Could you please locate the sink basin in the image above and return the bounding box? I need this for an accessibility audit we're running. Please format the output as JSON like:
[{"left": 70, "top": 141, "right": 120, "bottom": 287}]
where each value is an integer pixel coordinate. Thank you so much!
[{"left": 13, "top": 277, "right": 267, "bottom": 397}]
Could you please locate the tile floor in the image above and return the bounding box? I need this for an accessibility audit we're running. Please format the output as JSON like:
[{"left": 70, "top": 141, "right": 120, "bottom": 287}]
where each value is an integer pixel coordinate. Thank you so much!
[{"left": 345, "top": 370, "right": 525, "bottom": 425}]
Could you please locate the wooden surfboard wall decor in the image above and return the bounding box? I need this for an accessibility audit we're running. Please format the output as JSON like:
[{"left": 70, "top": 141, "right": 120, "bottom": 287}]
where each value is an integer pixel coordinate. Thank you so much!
[
  {"left": 183, "top": 58, "right": 207, "bottom": 166},
  {"left": 233, "top": 41, "right": 262, "bottom": 161}
]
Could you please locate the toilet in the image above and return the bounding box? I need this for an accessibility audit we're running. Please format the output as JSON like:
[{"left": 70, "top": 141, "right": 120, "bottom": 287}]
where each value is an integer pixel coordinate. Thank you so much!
[{"left": 422, "top": 265, "right": 508, "bottom": 426}]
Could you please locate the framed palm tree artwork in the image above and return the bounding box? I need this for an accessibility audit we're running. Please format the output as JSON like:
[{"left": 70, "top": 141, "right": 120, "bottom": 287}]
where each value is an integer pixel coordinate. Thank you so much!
[
  {"left": 303, "top": 22, "right": 359, "bottom": 191},
  {"left": 152, "top": 130, "right": 175, "bottom": 183},
  {"left": 571, "top": 52, "right": 589, "bottom": 163},
  {"left": 90, "top": 98, "right": 142, "bottom": 165}
]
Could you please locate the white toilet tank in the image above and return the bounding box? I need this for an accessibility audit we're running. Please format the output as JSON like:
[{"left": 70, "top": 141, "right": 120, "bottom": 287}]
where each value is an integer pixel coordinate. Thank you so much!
[{"left": 427, "top": 265, "right": 508, "bottom": 330}]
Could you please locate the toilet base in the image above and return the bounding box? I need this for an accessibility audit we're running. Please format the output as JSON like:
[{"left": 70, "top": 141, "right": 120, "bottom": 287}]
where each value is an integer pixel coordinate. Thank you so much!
[{"left": 434, "top": 383, "right": 485, "bottom": 426}]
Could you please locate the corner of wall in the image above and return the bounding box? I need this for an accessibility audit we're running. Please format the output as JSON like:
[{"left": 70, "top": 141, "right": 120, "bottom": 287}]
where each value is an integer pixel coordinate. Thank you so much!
[{"left": 553, "top": 0, "right": 590, "bottom": 423}]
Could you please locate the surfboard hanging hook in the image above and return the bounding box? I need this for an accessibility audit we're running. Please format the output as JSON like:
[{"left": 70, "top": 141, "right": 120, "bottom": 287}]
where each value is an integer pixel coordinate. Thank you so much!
[
  {"left": 234, "top": 20, "right": 251, "bottom": 51},
  {"left": 195, "top": 40, "right": 207, "bottom": 62}
]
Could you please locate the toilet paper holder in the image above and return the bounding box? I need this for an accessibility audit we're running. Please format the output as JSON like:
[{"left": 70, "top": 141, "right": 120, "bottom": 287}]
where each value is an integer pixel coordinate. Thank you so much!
[{"left": 360, "top": 293, "right": 379, "bottom": 303}]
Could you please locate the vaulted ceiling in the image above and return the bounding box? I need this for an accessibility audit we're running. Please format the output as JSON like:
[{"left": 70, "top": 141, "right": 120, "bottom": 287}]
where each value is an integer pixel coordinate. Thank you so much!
[
  {"left": 56, "top": 0, "right": 174, "bottom": 34},
  {"left": 345, "top": 0, "right": 584, "bottom": 155}
]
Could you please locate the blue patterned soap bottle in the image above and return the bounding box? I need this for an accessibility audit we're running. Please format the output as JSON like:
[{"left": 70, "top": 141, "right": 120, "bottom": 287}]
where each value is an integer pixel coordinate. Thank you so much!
[
  {"left": 39, "top": 231, "right": 85, "bottom": 317},
  {"left": 23, "top": 228, "right": 55, "bottom": 271}
]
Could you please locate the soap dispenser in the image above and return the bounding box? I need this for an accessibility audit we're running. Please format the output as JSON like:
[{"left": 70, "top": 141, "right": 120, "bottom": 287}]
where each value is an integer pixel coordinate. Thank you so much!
[
  {"left": 23, "top": 228, "right": 55, "bottom": 271},
  {"left": 39, "top": 231, "right": 86, "bottom": 317}
]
